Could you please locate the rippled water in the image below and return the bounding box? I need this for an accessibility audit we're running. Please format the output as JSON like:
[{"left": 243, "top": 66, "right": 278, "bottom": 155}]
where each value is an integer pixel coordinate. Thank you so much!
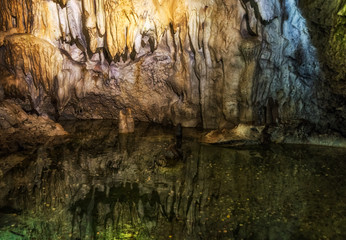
[{"left": 0, "top": 121, "right": 345, "bottom": 240}]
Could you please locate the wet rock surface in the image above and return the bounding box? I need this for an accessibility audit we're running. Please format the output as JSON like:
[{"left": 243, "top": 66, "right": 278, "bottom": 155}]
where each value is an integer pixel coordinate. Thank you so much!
[
  {"left": 202, "top": 123, "right": 346, "bottom": 148},
  {"left": 0, "top": 0, "right": 344, "bottom": 136},
  {"left": 299, "top": 0, "right": 346, "bottom": 96},
  {"left": 201, "top": 124, "right": 265, "bottom": 146},
  {"left": 0, "top": 122, "right": 345, "bottom": 239},
  {"left": 298, "top": 0, "right": 346, "bottom": 137},
  {"left": 0, "top": 100, "right": 67, "bottom": 153}
]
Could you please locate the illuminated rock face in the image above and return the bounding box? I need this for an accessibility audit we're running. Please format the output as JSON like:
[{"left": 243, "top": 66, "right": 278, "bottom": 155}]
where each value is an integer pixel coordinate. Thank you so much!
[{"left": 0, "top": 0, "right": 344, "bottom": 130}]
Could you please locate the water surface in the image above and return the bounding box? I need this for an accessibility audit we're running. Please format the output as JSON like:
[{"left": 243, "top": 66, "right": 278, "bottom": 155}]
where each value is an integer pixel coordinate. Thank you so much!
[{"left": 0, "top": 121, "right": 345, "bottom": 239}]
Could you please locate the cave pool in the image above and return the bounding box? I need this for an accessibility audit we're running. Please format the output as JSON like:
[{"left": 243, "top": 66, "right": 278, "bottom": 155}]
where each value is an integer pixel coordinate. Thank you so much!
[{"left": 0, "top": 121, "right": 345, "bottom": 240}]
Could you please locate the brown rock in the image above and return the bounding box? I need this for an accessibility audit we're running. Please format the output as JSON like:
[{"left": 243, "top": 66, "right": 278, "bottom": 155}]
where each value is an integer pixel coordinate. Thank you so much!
[
  {"left": 0, "top": 0, "right": 344, "bottom": 137},
  {"left": 119, "top": 108, "right": 135, "bottom": 134},
  {"left": 118, "top": 109, "right": 127, "bottom": 133},
  {"left": 0, "top": 100, "right": 67, "bottom": 151},
  {"left": 201, "top": 124, "right": 265, "bottom": 146},
  {"left": 126, "top": 108, "right": 135, "bottom": 133}
]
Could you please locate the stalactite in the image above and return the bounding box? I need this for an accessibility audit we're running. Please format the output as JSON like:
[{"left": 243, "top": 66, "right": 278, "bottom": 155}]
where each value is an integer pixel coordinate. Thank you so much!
[{"left": 0, "top": 0, "right": 341, "bottom": 130}]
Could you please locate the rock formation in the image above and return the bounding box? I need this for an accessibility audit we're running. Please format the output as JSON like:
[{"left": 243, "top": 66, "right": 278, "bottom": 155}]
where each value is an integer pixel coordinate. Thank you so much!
[
  {"left": 0, "top": 99, "right": 67, "bottom": 152},
  {"left": 118, "top": 108, "right": 134, "bottom": 133},
  {"left": 0, "top": 0, "right": 344, "bottom": 134}
]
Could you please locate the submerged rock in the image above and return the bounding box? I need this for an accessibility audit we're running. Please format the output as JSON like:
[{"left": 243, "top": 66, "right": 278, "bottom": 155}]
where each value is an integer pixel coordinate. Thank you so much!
[
  {"left": 201, "top": 122, "right": 346, "bottom": 148},
  {"left": 201, "top": 124, "right": 265, "bottom": 146}
]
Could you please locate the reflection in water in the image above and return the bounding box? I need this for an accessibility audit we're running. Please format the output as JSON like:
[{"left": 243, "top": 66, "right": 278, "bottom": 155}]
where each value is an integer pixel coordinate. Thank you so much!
[{"left": 0, "top": 121, "right": 345, "bottom": 240}]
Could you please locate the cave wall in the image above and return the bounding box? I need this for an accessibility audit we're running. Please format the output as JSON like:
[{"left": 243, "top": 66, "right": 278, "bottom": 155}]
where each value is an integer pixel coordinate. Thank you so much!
[
  {"left": 299, "top": 0, "right": 346, "bottom": 95},
  {"left": 0, "top": 0, "right": 344, "bottom": 130},
  {"left": 299, "top": 0, "right": 346, "bottom": 135}
]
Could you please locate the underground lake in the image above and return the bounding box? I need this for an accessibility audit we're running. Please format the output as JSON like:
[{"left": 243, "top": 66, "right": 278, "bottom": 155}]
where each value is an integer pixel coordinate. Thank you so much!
[
  {"left": 0, "top": 0, "right": 346, "bottom": 239},
  {"left": 0, "top": 121, "right": 345, "bottom": 240}
]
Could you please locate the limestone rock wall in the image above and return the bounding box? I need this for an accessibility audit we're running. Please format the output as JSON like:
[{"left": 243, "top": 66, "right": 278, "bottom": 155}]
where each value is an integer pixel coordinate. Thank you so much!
[
  {"left": 0, "top": 0, "right": 344, "bottom": 130},
  {"left": 298, "top": 0, "right": 346, "bottom": 135},
  {"left": 299, "top": 0, "right": 346, "bottom": 95}
]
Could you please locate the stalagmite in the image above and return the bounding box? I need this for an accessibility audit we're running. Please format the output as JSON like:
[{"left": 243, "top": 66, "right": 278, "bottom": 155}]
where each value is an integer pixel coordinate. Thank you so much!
[
  {"left": 119, "top": 108, "right": 134, "bottom": 133},
  {"left": 0, "top": 4, "right": 346, "bottom": 239},
  {"left": 0, "top": 0, "right": 343, "bottom": 133}
]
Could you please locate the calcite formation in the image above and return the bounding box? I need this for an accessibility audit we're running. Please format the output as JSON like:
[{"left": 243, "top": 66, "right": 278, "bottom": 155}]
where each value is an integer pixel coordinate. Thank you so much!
[
  {"left": 0, "top": 0, "right": 345, "bottom": 132},
  {"left": 119, "top": 108, "right": 135, "bottom": 133}
]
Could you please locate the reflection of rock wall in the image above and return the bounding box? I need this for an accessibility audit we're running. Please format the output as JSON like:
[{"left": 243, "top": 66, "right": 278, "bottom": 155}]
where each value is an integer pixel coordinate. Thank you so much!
[
  {"left": 0, "top": 0, "right": 342, "bottom": 131},
  {"left": 0, "top": 124, "right": 345, "bottom": 239}
]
